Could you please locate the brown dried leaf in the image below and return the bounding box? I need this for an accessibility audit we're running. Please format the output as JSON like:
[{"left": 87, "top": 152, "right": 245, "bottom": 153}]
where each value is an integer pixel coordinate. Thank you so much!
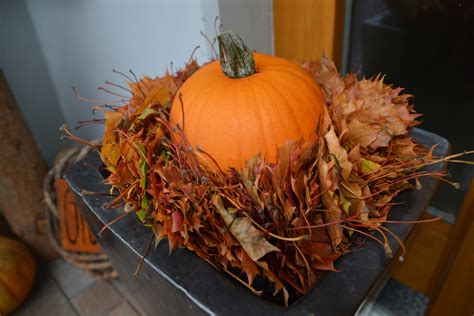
[
  {"left": 325, "top": 126, "right": 353, "bottom": 180},
  {"left": 93, "top": 55, "right": 444, "bottom": 302},
  {"left": 318, "top": 156, "right": 343, "bottom": 250},
  {"left": 212, "top": 195, "right": 280, "bottom": 261},
  {"left": 237, "top": 248, "right": 259, "bottom": 286},
  {"left": 101, "top": 111, "right": 124, "bottom": 169}
]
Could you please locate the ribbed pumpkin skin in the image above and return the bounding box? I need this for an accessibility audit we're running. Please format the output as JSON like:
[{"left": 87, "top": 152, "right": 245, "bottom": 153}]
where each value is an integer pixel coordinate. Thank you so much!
[
  {"left": 0, "top": 237, "right": 35, "bottom": 315},
  {"left": 169, "top": 53, "right": 325, "bottom": 170}
]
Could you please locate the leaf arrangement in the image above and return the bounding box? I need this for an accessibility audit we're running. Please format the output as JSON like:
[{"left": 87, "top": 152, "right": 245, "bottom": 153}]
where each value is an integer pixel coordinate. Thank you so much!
[{"left": 74, "top": 54, "right": 460, "bottom": 306}]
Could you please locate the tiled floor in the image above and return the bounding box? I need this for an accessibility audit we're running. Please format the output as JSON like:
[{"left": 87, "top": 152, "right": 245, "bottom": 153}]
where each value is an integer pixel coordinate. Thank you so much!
[
  {"left": 13, "top": 259, "right": 144, "bottom": 316},
  {"left": 14, "top": 258, "right": 430, "bottom": 316},
  {"left": 368, "top": 278, "right": 429, "bottom": 316}
]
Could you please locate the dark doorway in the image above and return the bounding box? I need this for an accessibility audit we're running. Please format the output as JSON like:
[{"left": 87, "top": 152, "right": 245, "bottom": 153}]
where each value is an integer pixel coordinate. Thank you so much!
[{"left": 348, "top": 0, "right": 474, "bottom": 216}]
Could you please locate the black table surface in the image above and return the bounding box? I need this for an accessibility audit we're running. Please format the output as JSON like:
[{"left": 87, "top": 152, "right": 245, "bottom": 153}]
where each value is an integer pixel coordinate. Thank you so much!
[{"left": 65, "top": 128, "right": 449, "bottom": 316}]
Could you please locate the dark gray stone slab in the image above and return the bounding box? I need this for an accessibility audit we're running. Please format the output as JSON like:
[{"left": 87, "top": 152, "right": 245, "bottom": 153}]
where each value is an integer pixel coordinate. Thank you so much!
[{"left": 65, "top": 128, "right": 449, "bottom": 316}]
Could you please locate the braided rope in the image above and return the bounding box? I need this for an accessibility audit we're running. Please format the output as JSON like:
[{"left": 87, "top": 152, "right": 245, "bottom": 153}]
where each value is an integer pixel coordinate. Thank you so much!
[{"left": 43, "top": 145, "right": 118, "bottom": 280}]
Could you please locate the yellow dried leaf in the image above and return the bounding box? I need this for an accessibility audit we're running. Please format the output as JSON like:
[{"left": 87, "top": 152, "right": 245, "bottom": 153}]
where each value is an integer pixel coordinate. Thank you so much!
[{"left": 361, "top": 159, "right": 381, "bottom": 174}]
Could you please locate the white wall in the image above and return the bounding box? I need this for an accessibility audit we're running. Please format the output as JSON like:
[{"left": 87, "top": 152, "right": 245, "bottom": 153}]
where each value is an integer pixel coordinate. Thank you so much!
[
  {"left": 0, "top": 0, "right": 273, "bottom": 164},
  {"left": 26, "top": 0, "right": 217, "bottom": 142}
]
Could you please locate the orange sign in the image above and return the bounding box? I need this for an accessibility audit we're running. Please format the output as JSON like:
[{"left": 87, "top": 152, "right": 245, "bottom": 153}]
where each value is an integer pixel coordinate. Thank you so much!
[{"left": 55, "top": 179, "right": 102, "bottom": 254}]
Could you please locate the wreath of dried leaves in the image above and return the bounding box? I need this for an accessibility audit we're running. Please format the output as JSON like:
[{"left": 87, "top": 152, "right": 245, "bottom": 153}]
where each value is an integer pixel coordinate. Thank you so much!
[{"left": 64, "top": 57, "right": 471, "bottom": 306}]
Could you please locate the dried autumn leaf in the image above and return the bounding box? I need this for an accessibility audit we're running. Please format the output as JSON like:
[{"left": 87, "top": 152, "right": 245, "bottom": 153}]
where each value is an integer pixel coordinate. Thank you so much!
[
  {"left": 237, "top": 248, "right": 259, "bottom": 286},
  {"left": 101, "top": 142, "right": 121, "bottom": 170},
  {"left": 302, "top": 58, "right": 344, "bottom": 102},
  {"left": 324, "top": 126, "right": 353, "bottom": 180},
  {"left": 90, "top": 54, "right": 459, "bottom": 304},
  {"left": 128, "top": 73, "right": 177, "bottom": 110},
  {"left": 135, "top": 88, "right": 171, "bottom": 116},
  {"left": 361, "top": 159, "right": 381, "bottom": 174},
  {"left": 212, "top": 195, "right": 280, "bottom": 261},
  {"left": 101, "top": 111, "right": 123, "bottom": 170},
  {"left": 391, "top": 136, "right": 422, "bottom": 158},
  {"left": 261, "top": 268, "right": 289, "bottom": 307},
  {"left": 171, "top": 210, "right": 183, "bottom": 233},
  {"left": 305, "top": 57, "right": 421, "bottom": 150},
  {"left": 318, "top": 155, "right": 343, "bottom": 250},
  {"left": 137, "top": 108, "right": 158, "bottom": 121}
]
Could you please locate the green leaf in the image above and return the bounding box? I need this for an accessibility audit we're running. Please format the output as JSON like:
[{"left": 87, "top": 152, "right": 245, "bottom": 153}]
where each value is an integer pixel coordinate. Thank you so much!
[
  {"left": 138, "top": 195, "right": 151, "bottom": 225},
  {"left": 141, "top": 194, "right": 150, "bottom": 210},
  {"left": 341, "top": 201, "right": 351, "bottom": 215},
  {"left": 136, "top": 143, "right": 147, "bottom": 161},
  {"left": 160, "top": 149, "right": 169, "bottom": 161},
  {"left": 137, "top": 108, "right": 158, "bottom": 121},
  {"left": 136, "top": 209, "right": 147, "bottom": 222},
  {"left": 139, "top": 159, "right": 148, "bottom": 176},
  {"left": 139, "top": 158, "right": 148, "bottom": 189},
  {"left": 361, "top": 159, "right": 381, "bottom": 174}
]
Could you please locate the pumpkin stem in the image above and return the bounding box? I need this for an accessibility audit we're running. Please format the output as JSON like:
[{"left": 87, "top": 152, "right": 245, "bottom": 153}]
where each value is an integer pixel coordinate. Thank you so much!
[{"left": 217, "top": 30, "right": 256, "bottom": 79}]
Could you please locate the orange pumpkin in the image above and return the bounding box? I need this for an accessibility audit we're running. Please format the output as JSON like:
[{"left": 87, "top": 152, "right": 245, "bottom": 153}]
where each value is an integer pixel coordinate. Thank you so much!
[
  {"left": 170, "top": 30, "right": 326, "bottom": 170},
  {"left": 0, "top": 236, "right": 35, "bottom": 315}
]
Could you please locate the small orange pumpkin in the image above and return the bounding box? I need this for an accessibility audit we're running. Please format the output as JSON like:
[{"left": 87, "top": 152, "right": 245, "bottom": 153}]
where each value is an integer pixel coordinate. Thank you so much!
[
  {"left": 170, "top": 30, "right": 326, "bottom": 170},
  {"left": 0, "top": 236, "right": 36, "bottom": 315}
]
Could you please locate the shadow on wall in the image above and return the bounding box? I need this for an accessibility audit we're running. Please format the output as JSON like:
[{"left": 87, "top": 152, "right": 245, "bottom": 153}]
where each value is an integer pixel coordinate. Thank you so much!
[
  {"left": 218, "top": 0, "right": 273, "bottom": 55},
  {"left": 0, "top": 0, "right": 68, "bottom": 165}
]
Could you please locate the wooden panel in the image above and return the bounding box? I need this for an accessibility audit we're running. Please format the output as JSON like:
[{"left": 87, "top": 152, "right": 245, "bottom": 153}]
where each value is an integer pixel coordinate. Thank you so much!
[
  {"left": 426, "top": 178, "right": 474, "bottom": 315},
  {"left": 273, "top": 0, "right": 345, "bottom": 66},
  {"left": 391, "top": 213, "right": 452, "bottom": 294},
  {"left": 428, "top": 222, "right": 474, "bottom": 315}
]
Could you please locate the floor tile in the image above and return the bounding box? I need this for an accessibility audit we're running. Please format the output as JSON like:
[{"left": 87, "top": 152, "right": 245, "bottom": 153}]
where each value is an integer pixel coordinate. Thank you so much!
[
  {"left": 368, "top": 304, "right": 395, "bottom": 316},
  {"left": 372, "top": 278, "right": 429, "bottom": 316},
  {"left": 49, "top": 259, "right": 96, "bottom": 298},
  {"left": 70, "top": 280, "right": 123, "bottom": 316},
  {"left": 110, "top": 278, "right": 146, "bottom": 316},
  {"left": 106, "top": 301, "right": 139, "bottom": 316},
  {"left": 13, "top": 271, "right": 77, "bottom": 316}
]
